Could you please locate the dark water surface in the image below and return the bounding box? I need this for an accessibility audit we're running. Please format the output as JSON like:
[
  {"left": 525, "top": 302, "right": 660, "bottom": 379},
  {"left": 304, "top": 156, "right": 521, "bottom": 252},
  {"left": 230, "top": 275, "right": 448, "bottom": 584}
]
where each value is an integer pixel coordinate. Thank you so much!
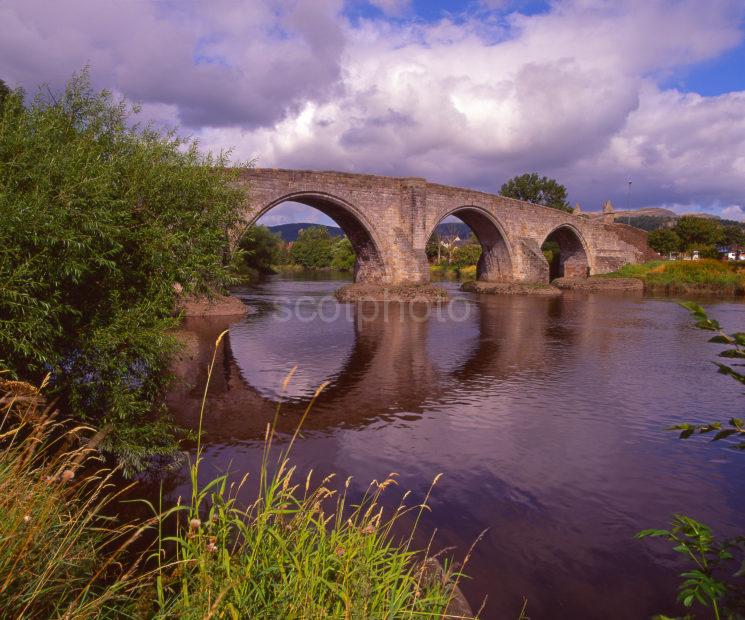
[{"left": 164, "top": 274, "right": 745, "bottom": 619}]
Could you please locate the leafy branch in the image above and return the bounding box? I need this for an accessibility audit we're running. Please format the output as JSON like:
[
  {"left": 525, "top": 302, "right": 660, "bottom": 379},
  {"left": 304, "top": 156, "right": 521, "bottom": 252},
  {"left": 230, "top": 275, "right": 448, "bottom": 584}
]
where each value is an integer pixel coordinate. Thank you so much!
[{"left": 670, "top": 302, "right": 745, "bottom": 450}]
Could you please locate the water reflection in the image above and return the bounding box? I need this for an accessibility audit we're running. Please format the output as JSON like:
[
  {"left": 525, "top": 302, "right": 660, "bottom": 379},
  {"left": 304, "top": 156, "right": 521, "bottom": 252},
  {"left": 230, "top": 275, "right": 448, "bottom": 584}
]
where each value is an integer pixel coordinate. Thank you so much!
[{"left": 165, "top": 277, "right": 745, "bottom": 619}]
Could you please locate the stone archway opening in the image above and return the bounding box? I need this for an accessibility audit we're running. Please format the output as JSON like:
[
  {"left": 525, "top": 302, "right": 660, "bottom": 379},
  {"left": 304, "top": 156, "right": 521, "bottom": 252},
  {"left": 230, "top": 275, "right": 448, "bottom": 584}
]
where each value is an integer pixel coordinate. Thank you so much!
[
  {"left": 541, "top": 225, "right": 589, "bottom": 280},
  {"left": 426, "top": 207, "right": 513, "bottom": 282},
  {"left": 241, "top": 193, "right": 388, "bottom": 284}
]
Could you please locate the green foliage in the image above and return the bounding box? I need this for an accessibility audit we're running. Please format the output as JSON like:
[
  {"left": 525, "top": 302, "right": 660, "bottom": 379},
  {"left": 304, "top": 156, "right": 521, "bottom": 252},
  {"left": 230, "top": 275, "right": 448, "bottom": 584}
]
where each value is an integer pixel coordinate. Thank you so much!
[
  {"left": 331, "top": 236, "right": 356, "bottom": 271},
  {"left": 289, "top": 226, "right": 336, "bottom": 268},
  {"left": 674, "top": 216, "right": 724, "bottom": 250},
  {"left": 452, "top": 238, "right": 482, "bottom": 268},
  {"left": 542, "top": 240, "right": 561, "bottom": 265},
  {"left": 144, "top": 334, "right": 470, "bottom": 619},
  {"left": 637, "top": 515, "right": 740, "bottom": 616},
  {"left": 238, "top": 225, "right": 283, "bottom": 274},
  {"left": 648, "top": 228, "right": 682, "bottom": 255},
  {"left": 500, "top": 172, "right": 571, "bottom": 212},
  {"left": 426, "top": 233, "right": 442, "bottom": 261},
  {"left": 639, "top": 303, "right": 745, "bottom": 618},
  {"left": 0, "top": 380, "right": 143, "bottom": 617},
  {"left": 669, "top": 302, "right": 745, "bottom": 448},
  {"left": 0, "top": 79, "right": 10, "bottom": 109},
  {"left": 722, "top": 225, "right": 745, "bottom": 248},
  {"left": 607, "top": 260, "right": 745, "bottom": 295},
  {"left": 0, "top": 70, "right": 246, "bottom": 466},
  {"left": 0, "top": 349, "right": 474, "bottom": 619}
]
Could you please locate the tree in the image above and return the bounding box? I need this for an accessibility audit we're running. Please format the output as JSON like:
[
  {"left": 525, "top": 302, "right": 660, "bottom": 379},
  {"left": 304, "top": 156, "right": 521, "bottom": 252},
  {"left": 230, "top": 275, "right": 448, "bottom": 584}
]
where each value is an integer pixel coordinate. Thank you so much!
[
  {"left": 238, "top": 225, "right": 283, "bottom": 274},
  {"left": 722, "top": 224, "right": 745, "bottom": 248},
  {"left": 500, "top": 173, "right": 571, "bottom": 212},
  {"left": 674, "top": 216, "right": 723, "bottom": 250},
  {"left": 0, "top": 79, "right": 10, "bottom": 109},
  {"left": 289, "top": 226, "right": 336, "bottom": 268},
  {"left": 331, "top": 237, "right": 356, "bottom": 271},
  {"left": 647, "top": 228, "right": 682, "bottom": 256},
  {"left": 452, "top": 235, "right": 482, "bottom": 268},
  {"left": 0, "top": 71, "right": 246, "bottom": 471}
]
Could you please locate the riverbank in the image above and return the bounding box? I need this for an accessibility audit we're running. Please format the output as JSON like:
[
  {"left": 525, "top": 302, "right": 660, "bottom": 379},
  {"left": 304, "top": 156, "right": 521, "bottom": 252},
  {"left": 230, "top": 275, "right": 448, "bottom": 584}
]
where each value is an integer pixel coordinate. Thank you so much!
[
  {"left": 0, "top": 373, "right": 474, "bottom": 619},
  {"left": 603, "top": 259, "right": 745, "bottom": 296}
]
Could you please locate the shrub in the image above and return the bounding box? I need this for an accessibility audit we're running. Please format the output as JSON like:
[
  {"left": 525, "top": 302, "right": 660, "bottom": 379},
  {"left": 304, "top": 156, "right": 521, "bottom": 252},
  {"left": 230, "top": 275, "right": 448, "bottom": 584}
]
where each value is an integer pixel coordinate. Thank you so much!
[
  {"left": 289, "top": 226, "right": 336, "bottom": 268},
  {"left": 0, "top": 71, "right": 246, "bottom": 468}
]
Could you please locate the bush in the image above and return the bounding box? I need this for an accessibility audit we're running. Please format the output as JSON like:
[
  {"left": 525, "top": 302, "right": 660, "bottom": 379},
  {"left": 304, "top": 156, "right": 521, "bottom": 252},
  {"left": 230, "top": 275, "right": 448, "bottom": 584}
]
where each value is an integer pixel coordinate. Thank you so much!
[
  {"left": 289, "top": 226, "right": 336, "bottom": 268},
  {"left": 0, "top": 71, "right": 246, "bottom": 468},
  {"left": 237, "top": 225, "right": 283, "bottom": 275},
  {"left": 331, "top": 236, "right": 356, "bottom": 271},
  {"left": 452, "top": 243, "right": 481, "bottom": 269}
]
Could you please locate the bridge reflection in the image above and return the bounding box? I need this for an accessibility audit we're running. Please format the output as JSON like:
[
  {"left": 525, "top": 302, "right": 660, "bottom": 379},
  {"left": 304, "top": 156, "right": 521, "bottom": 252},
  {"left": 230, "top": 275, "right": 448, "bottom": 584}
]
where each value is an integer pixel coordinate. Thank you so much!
[{"left": 167, "top": 292, "right": 601, "bottom": 442}]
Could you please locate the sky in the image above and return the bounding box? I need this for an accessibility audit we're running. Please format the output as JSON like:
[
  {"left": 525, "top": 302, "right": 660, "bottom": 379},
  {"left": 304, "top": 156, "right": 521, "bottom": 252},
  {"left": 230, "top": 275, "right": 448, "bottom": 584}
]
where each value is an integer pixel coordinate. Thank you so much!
[{"left": 2, "top": 0, "right": 744, "bottom": 226}]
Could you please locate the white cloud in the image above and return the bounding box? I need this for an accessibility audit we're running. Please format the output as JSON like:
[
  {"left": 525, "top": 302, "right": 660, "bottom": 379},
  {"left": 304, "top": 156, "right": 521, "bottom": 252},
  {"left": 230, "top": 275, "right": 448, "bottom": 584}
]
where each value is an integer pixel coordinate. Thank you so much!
[
  {"left": 2, "top": 0, "right": 744, "bottom": 218},
  {"left": 368, "top": 0, "right": 411, "bottom": 17},
  {"left": 721, "top": 205, "right": 745, "bottom": 222}
]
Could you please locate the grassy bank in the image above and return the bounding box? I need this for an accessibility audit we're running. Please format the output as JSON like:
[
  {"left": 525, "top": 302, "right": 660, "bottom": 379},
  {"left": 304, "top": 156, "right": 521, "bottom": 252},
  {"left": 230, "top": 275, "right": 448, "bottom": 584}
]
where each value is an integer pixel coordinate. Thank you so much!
[
  {"left": 605, "top": 260, "right": 745, "bottom": 296},
  {"left": 430, "top": 263, "right": 477, "bottom": 281},
  {"left": 0, "top": 341, "right": 475, "bottom": 618}
]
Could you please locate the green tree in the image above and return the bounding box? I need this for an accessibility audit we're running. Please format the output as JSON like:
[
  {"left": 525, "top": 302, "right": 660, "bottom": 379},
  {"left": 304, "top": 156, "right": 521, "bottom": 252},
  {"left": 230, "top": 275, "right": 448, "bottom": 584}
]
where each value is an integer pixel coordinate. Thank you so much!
[
  {"left": 238, "top": 225, "right": 283, "bottom": 274},
  {"left": 722, "top": 224, "right": 745, "bottom": 248},
  {"left": 500, "top": 173, "right": 571, "bottom": 212},
  {"left": 674, "top": 216, "right": 724, "bottom": 250},
  {"left": 289, "top": 226, "right": 335, "bottom": 268},
  {"left": 648, "top": 228, "right": 682, "bottom": 256},
  {"left": 0, "top": 79, "right": 10, "bottom": 109},
  {"left": 452, "top": 236, "right": 482, "bottom": 268},
  {"left": 0, "top": 71, "right": 245, "bottom": 470},
  {"left": 331, "top": 237, "right": 356, "bottom": 271}
]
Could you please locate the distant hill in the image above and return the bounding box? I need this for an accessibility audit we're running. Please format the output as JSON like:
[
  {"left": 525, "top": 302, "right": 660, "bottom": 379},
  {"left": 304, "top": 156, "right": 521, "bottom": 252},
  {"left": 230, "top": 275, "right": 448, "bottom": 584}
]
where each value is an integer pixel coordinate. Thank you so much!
[{"left": 268, "top": 223, "right": 343, "bottom": 242}]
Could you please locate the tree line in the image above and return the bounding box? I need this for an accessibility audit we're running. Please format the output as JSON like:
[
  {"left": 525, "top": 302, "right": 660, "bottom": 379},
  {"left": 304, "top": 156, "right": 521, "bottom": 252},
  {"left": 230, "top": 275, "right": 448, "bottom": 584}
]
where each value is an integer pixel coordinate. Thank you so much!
[
  {"left": 647, "top": 216, "right": 745, "bottom": 257},
  {"left": 238, "top": 225, "right": 356, "bottom": 274}
]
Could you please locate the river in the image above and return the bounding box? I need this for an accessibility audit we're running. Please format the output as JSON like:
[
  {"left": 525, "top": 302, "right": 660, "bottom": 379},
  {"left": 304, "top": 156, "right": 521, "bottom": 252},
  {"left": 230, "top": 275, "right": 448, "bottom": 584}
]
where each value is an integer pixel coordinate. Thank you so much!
[{"left": 162, "top": 273, "right": 745, "bottom": 618}]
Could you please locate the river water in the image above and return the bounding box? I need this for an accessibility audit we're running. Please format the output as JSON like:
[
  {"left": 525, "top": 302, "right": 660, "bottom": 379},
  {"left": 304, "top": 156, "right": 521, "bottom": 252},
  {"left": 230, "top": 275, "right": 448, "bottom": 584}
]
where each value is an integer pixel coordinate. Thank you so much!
[{"left": 163, "top": 273, "right": 744, "bottom": 618}]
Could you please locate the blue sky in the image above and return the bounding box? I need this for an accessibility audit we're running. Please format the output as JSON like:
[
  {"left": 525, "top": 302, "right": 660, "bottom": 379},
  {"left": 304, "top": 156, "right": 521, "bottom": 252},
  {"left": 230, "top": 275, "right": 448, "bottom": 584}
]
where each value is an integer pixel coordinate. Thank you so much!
[{"left": 2, "top": 0, "right": 744, "bottom": 224}]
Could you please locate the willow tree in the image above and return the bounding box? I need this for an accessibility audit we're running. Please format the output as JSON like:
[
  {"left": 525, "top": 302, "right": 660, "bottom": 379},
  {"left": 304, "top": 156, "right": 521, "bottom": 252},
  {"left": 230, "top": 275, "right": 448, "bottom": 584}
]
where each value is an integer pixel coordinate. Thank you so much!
[{"left": 0, "top": 71, "right": 246, "bottom": 471}]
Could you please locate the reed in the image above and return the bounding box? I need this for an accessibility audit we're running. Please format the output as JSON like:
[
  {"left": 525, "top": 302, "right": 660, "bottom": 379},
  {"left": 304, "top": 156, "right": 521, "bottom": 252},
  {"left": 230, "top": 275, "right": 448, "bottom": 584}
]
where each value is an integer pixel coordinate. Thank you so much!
[{"left": 0, "top": 333, "right": 477, "bottom": 618}]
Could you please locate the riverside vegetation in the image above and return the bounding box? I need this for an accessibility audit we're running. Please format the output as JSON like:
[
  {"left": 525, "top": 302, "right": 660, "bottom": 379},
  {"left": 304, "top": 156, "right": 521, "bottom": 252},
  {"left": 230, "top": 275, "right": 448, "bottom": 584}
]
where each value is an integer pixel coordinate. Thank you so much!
[
  {"left": 0, "top": 337, "right": 474, "bottom": 618},
  {"left": 605, "top": 260, "right": 745, "bottom": 296},
  {"left": 0, "top": 72, "right": 474, "bottom": 617},
  {"left": 637, "top": 303, "right": 745, "bottom": 618}
]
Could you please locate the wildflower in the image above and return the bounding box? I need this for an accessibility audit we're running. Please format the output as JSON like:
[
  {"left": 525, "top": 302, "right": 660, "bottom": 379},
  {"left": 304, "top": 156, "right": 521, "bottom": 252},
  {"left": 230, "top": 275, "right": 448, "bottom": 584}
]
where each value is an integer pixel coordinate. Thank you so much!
[
  {"left": 189, "top": 518, "right": 201, "bottom": 531},
  {"left": 23, "top": 514, "right": 31, "bottom": 523},
  {"left": 361, "top": 524, "right": 375, "bottom": 535},
  {"left": 61, "top": 469, "right": 75, "bottom": 482},
  {"left": 335, "top": 546, "right": 345, "bottom": 557},
  {"left": 206, "top": 537, "right": 217, "bottom": 553}
]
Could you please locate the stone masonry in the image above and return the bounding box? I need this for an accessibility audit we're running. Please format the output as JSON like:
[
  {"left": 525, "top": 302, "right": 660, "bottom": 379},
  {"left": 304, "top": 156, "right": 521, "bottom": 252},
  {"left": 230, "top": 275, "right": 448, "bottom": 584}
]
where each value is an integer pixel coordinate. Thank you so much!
[{"left": 236, "top": 168, "right": 647, "bottom": 285}]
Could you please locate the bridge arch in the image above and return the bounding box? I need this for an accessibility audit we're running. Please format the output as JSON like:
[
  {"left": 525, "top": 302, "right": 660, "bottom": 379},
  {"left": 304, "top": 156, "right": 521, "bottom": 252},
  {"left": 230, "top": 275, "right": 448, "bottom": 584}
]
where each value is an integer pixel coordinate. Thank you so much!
[
  {"left": 428, "top": 206, "right": 514, "bottom": 282},
  {"left": 243, "top": 191, "right": 389, "bottom": 283},
  {"left": 541, "top": 224, "right": 590, "bottom": 280}
]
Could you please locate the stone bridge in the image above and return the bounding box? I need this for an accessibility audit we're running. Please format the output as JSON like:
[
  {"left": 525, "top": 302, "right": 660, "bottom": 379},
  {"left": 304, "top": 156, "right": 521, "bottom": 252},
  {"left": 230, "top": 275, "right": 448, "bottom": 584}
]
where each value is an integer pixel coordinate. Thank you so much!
[{"left": 236, "top": 168, "right": 647, "bottom": 284}]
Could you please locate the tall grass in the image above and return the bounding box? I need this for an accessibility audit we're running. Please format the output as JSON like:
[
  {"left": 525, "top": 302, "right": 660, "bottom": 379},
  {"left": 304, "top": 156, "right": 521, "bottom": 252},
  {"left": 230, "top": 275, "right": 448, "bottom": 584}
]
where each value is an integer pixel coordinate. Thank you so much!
[
  {"left": 605, "top": 259, "right": 745, "bottom": 295},
  {"left": 1, "top": 334, "right": 477, "bottom": 618},
  {"left": 0, "top": 376, "right": 149, "bottom": 618}
]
